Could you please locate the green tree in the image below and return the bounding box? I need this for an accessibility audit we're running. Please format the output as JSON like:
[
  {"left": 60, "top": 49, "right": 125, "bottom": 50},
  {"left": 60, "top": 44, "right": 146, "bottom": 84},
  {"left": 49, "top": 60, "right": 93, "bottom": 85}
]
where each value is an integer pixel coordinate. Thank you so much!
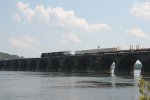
[
  {"left": 138, "top": 77, "right": 150, "bottom": 100},
  {"left": 0, "top": 52, "right": 23, "bottom": 60}
]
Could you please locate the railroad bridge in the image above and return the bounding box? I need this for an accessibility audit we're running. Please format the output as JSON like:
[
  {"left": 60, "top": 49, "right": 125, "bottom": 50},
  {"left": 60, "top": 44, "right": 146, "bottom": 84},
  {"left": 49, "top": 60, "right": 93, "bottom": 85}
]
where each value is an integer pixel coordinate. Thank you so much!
[{"left": 0, "top": 51, "right": 150, "bottom": 76}]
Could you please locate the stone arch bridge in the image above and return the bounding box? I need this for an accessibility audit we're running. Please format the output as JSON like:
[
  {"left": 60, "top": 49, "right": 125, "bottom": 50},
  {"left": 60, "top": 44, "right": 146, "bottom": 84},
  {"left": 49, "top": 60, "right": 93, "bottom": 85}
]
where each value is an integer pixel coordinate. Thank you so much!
[{"left": 0, "top": 52, "right": 150, "bottom": 76}]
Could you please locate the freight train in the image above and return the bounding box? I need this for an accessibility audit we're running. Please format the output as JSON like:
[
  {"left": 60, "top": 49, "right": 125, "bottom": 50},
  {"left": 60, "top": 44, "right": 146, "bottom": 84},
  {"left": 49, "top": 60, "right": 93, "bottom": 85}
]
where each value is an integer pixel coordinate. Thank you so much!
[
  {"left": 41, "top": 48, "right": 118, "bottom": 58},
  {"left": 41, "top": 47, "right": 150, "bottom": 58}
]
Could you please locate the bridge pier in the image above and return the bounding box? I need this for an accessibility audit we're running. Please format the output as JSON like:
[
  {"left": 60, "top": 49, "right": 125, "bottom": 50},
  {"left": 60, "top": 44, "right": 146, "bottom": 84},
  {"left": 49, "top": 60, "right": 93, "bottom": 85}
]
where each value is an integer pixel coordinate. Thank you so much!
[
  {"left": 75, "top": 57, "right": 90, "bottom": 73},
  {"left": 48, "top": 59, "right": 60, "bottom": 72},
  {"left": 11, "top": 60, "right": 20, "bottom": 71},
  {"left": 19, "top": 60, "right": 28, "bottom": 71},
  {"left": 114, "top": 54, "right": 137, "bottom": 76},
  {"left": 140, "top": 56, "right": 150, "bottom": 76},
  {"left": 0, "top": 61, "right": 4, "bottom": 70},
  {"left": 27, "top": 60, "right": 37, "bottom": 71},
  {"left": 5, "top": 61, "right": 12, "bottom": 71},
  {"left": 37, "top": 59, "right": 49, "bottom": 71},
  {"left": 46, "top": 60, "right": 51, "bottom": 71},
  {"left": 60, "top": 58, "right": 75, "bottom": 72},
  {"left": 90, "top": 56, "right": 113, "bottom": 75},
  {"left": 1, "top": 61, "right": 4, "bottom": 70}
]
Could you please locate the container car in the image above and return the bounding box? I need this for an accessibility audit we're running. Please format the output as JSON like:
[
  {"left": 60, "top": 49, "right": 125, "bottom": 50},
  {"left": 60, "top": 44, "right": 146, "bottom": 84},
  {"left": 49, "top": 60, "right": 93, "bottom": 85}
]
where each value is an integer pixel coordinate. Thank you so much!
[{"left": 75, "top": 48, "right": 117, "bottom": 55}]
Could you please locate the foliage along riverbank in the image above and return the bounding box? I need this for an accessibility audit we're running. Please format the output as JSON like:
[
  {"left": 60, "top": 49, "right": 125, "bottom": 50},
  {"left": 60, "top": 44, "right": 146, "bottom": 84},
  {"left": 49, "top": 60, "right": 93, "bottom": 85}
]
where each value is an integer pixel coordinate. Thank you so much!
[{"left": 0, "top": 52, "right": 23, "bottom": 60}]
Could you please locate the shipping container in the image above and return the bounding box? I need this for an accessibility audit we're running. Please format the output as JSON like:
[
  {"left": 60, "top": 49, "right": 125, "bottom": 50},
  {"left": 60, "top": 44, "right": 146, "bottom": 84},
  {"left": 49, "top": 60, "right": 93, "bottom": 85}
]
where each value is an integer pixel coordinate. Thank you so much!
[{"left": 75, "top": 48, "right": 117, "bottom": 55}]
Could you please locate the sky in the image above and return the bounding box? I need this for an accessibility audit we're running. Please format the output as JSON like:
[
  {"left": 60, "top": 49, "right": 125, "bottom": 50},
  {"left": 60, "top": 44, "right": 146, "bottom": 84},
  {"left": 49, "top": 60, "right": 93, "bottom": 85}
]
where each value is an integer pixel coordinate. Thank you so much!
[{"left": 0, "top": 0, "right": 150, "bottom": 58}]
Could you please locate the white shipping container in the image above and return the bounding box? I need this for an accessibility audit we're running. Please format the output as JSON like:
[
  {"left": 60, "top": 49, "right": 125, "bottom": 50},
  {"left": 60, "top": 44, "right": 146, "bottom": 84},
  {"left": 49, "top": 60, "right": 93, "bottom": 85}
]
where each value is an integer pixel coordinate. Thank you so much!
[
  {"left": 100, "top": 48, "right": 117, "bottom": 52},
  {"left": 75, "top": 48, "right": 117, "bottom": 55},
  {"left": 75, "top": 49, "right": 99, "bottom": 55}
]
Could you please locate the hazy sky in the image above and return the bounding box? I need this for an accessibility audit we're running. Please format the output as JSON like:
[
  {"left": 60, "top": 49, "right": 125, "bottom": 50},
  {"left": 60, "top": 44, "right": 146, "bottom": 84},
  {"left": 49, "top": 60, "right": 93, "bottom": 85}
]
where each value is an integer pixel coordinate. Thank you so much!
[{"left": 0, "top": 0, "right": 150, "bottom": 58}]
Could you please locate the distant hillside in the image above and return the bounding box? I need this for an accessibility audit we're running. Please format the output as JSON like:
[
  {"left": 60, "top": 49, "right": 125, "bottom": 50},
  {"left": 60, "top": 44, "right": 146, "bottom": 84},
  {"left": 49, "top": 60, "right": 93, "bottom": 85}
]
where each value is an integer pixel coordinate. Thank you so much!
[
  {"left": 0, "top": 52, "right": 23, "bottom": 60},
  {"left": 134, "top": 63, "right": 142, "bottom": 70}
]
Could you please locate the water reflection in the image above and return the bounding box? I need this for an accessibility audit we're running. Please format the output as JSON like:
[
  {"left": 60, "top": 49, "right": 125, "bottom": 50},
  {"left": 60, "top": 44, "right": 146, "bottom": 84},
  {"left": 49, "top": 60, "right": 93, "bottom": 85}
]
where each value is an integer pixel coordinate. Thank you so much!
[
  {"left": 51, "top": 78, "right": 135, "bottom": 89},
  {"left": 36, "top": 72, "right": 137, "bottom": 90},
  {"left": 115, "top": 83, "right": 134, "bottom": 88},
  {"left": 0, "top": 71, "right": 149, "bottom": 100}
]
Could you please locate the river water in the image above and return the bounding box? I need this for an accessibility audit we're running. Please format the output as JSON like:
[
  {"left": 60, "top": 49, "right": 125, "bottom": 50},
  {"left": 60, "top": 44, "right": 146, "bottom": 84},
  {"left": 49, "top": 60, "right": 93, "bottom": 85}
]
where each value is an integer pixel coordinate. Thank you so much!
[{"left": 0, "top": 70, "right": 148, "bottom": 100}]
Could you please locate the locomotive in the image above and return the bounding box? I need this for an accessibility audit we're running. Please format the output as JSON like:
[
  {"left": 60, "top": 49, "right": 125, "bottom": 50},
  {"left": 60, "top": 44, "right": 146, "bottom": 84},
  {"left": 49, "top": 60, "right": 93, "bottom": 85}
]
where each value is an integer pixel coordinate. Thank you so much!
[{"left": 41, "top": 51, "right": 71, "bottom": 58}]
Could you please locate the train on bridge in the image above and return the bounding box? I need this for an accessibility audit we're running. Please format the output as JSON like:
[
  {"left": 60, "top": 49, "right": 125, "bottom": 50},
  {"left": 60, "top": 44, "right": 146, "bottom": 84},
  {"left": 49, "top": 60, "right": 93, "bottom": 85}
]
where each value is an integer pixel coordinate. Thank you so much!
[
  {"left": 41, "top": 47, "right": 150, "bottom": 58},
  {"left": 0, "top": 47, "right": 150, "bottom": 76},
  {"left": 41, "top": 51, "right": 71, "bottom": 58},
  {"left": 41, "top": 48, "right": 118, "bottom": 58}
]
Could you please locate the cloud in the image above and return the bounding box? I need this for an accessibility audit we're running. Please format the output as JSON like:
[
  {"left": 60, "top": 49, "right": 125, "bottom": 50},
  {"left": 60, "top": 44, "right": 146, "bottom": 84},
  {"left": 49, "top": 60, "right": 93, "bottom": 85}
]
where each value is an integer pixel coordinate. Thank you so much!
[
  {"left": 127, "top": 28, "right": 149, "bottom": 39},
  {"left": 13, "top": 1, "right": 111, "bottom": 32},
  {"left": 17, "top": 1, "right": 35, "bottom": 21},
  {"left": 12, "top": 12, "right": 22, "bottom": 22},
  {"left": 12, "top": 1, "right": 112, "bottom": 46},
  {"left": 130, "top": 2, "right": 150, "bottom": 20},
  {"left": 61, "top": 33, "right": 81, "bottom": 46},
  {"left": 9, "top": 36, "right": 39, "bottom": 49}
]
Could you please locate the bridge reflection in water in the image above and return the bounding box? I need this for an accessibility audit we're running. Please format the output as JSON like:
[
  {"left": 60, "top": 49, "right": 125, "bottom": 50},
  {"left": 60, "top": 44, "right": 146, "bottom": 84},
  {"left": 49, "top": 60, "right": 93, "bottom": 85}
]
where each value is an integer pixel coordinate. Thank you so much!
[{"left": 0, "top": 51, "right": 150, "bottom": 76}]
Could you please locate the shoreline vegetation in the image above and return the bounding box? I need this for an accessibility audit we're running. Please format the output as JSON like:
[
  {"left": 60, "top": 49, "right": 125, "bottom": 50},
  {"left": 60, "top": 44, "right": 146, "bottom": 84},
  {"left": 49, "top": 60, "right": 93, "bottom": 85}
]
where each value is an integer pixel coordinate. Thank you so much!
[
  {"left": 0, "top": 52, "right": 23, "bottom": 60},
  {"left": 139, "top": 77, "right": 150, "bottom": 100}
]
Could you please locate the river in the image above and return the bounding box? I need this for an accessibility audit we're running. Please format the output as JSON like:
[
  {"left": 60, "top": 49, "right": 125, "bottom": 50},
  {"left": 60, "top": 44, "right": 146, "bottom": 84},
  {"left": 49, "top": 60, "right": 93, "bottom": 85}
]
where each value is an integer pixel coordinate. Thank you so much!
[{"left": 0, "top": 70, "right": 148, "bottom": 100}]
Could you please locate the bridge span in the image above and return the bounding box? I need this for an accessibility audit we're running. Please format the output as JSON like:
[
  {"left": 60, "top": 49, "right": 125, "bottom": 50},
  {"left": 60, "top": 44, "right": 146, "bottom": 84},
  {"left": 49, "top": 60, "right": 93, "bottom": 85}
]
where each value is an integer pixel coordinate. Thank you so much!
[{"left": 0, "top": 50, "right": 150, "bottom": 76}]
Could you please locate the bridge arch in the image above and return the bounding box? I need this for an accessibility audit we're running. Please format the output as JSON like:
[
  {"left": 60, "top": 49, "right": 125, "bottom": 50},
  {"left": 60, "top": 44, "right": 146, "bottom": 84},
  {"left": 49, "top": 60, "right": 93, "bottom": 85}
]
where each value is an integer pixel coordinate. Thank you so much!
[
  {"left": 12, "top": 61, "right": 20, "bottom": 71},
  {"left": 50, "top": 59, "right": 60, "bottom": 71},
  {"left": 28, "top": 60, "right": 37, "bottom": 71},
  {"left": 62, "top": 58, "right": 75, "bottom": 72},
  {"left": 0, "top": 61, "right": 4, "bottom": 70},
  {"left": 139, "top": 55, "right": 150, "bottom": 76},
  {"left": 20, "top": 60, "right": 28, "bottom": 71},
  {"left": 5, "top": 61, "right": 12, "bottom": 70},
  {"left": 92, "top": 56, "right": 114, "bottom": 74},
  {"left": 38, "top": 59, "right": 49, "bottom": 71},
  {"left": 76, "top": 57, "right": 90, "bottom": 72},
  {"left": 114, "top": 55, "right": 141, "bottom": 75}
]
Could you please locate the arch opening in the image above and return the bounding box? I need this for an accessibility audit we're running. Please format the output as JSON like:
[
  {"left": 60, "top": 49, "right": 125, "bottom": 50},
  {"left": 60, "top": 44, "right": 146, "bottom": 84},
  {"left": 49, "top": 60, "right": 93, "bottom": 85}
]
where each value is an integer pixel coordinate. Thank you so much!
[
  {"left": 111, "top": 62, "right": 116, "bottom": 75},
  {"left": 77, "top": 57, "right": 90, "bottom": 72},
  {"left": 62, "top": 59, "right": 74, "bottom": 72},
  {"left": 38, "top": 59, "right": 49, "bottom": 71},
  {"left": 20, "top": 60, "right": 28, "bottom": 71},
  {"left": 50, "top": 59, "right": 60, "bottom": 71},
  {"left": 28, "top": 61, "right": 37, "bottom": 71},
  {"left": 134, "top": 60, "right": 142, "bottom": 76},
  {"left": 115, "top": 55, "right": 138, "bottom": 75}
]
